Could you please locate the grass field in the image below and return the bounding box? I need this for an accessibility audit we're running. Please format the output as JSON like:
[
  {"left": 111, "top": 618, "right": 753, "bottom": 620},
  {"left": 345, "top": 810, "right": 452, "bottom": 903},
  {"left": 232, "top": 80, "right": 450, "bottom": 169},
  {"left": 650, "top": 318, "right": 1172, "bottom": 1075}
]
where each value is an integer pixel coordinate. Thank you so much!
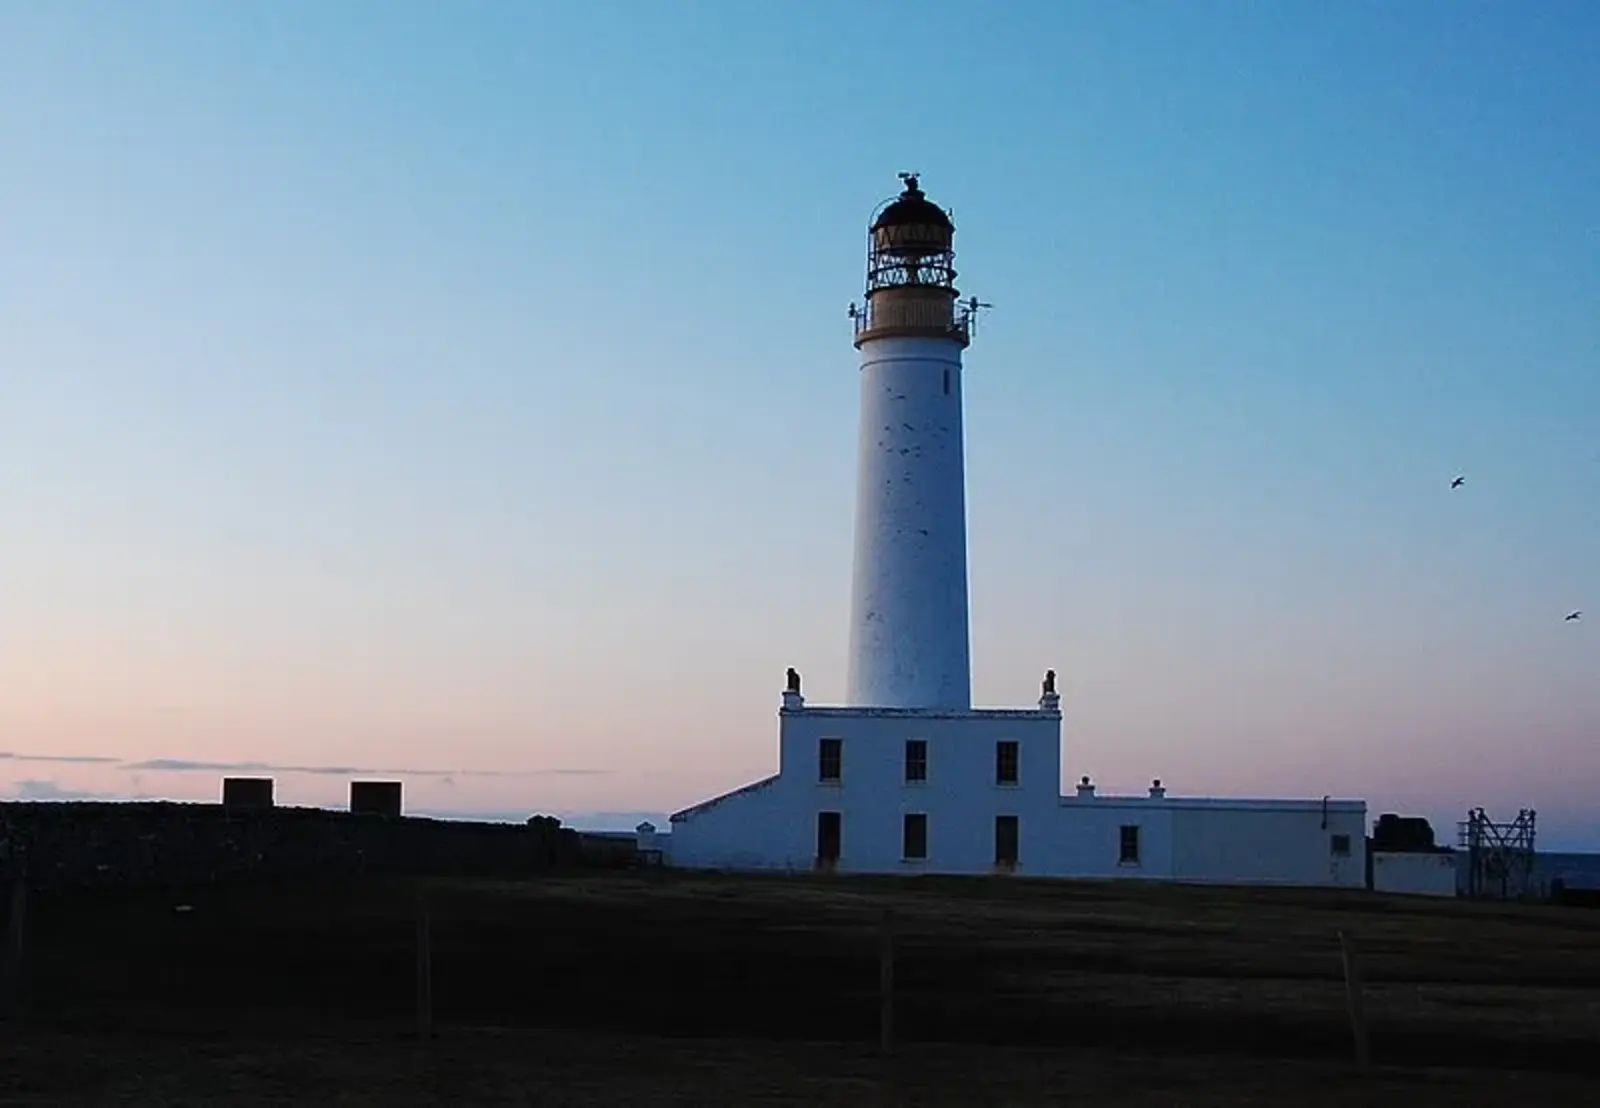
[{"left": 3, "top": 868, "right": 1598, "bottom": 1104}]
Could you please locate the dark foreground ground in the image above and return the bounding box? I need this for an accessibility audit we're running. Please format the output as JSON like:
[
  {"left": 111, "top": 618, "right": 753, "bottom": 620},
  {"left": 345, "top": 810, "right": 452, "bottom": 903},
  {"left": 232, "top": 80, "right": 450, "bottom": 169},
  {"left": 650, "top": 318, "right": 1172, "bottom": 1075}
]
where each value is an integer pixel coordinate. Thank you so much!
[{"left": 3, "top": 869, "right": 1598, "bottom": 1104}]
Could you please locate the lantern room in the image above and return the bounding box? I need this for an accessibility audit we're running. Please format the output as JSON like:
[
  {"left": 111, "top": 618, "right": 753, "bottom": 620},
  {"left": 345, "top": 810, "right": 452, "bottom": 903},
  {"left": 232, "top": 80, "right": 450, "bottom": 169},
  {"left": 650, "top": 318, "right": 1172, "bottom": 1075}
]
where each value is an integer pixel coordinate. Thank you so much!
[{"left": 852, "top": 173, "right": 981, "bottom": 348}]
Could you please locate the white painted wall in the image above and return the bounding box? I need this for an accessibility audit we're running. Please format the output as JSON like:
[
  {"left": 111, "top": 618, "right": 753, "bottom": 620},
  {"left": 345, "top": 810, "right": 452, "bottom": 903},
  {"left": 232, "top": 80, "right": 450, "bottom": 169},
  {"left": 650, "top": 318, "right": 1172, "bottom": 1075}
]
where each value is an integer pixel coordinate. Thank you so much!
[
  {"left": 776, "top": 703, "right": 1062, "bottom": 875},
  {"left": 666, "top": 775, "right": 812, "bottom": 871},
  {"left": 846, "top": 334, "right": 972, "bottom": 710},
  {"left": 1373, "top": 850, "right": 1458, "bottom": 897},
  {"left": 667, "top": 699, "right": 1368, "bottom": 889},
  {"left": 1046, "top": 794, "right": 1178, "bottom": 879},
  {"left": 1168, "top": 801, "right": 1366, "bottom": 886}
]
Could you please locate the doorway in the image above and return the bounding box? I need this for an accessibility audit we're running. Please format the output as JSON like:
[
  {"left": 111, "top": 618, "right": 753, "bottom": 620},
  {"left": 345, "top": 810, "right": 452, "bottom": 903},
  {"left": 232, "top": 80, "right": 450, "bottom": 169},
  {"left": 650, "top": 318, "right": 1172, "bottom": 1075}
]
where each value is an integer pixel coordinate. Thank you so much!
[{"left": 816, "top": 811, "right": 842, "bottom": 870}]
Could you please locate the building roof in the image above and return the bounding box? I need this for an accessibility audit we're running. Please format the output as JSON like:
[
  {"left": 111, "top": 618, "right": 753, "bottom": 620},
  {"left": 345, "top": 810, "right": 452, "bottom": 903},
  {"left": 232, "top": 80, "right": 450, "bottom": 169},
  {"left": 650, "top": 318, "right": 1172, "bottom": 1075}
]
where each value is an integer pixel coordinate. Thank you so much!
[{"left": 669, "top": 774, "right": 779, "bottom": 823}]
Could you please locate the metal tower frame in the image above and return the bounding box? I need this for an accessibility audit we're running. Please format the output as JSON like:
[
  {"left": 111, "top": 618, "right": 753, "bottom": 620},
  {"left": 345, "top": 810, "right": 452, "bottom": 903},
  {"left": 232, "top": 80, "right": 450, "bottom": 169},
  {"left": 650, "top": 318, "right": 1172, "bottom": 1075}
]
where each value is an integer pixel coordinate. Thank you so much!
[{"left": 1457, "top": 807, "right": 1537, "bottom": 899}]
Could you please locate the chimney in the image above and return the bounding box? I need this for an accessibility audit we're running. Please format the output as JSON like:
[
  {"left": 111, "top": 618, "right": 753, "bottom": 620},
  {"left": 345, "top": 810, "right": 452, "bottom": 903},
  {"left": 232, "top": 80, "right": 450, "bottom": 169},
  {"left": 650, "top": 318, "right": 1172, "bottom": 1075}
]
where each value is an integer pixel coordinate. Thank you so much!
[
  {"left": 1076, "top": 775, "right": 1095, "bottom": 799},
  {"left": 1149, "top": 778, "right": 1166, "bottom": 799},
  {"left": 349, "top": 780, "right": 403, "bottom": 817},
  {"left": 221, "top": 776, "right": 274, "bottom": 810}
]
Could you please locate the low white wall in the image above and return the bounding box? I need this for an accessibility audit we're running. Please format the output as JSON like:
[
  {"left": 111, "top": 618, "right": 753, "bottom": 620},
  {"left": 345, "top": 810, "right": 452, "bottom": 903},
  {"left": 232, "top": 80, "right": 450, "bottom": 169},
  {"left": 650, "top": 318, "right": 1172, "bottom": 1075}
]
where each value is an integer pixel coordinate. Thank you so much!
[
  {"left": 1046, "top": 798, "right": 1367, "bottom": 888},
  {"left": 667, "top": 775, "right": 811, "bottom": 871},
  {"left": 1372, "top": 850, "right": 1457, "bottom": 897},
  {"left": 1170, "top": 802, "right": 1367, "bottom": 888}
]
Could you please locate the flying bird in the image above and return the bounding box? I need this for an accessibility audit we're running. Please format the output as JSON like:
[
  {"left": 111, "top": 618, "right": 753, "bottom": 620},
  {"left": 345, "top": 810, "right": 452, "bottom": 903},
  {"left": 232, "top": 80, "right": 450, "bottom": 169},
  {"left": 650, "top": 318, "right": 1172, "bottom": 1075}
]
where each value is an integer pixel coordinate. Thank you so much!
[
  {"left": 1565, "top": 611, "right": 1582, "bottom": 621},
  {"left": 1450, "top": 475, "right": 1465, "bottom": 488}
]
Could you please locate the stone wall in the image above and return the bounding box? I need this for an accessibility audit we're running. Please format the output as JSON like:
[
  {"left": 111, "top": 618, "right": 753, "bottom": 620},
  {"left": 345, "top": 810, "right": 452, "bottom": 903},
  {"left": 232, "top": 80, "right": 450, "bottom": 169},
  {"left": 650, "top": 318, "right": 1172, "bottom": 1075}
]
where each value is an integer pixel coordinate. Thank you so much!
[
  {"left": 1550, "top": 881, "right": 1600, "bottom": 909},
  {"left": 0, "top": 802, "right": 589, "bottom": 891}
]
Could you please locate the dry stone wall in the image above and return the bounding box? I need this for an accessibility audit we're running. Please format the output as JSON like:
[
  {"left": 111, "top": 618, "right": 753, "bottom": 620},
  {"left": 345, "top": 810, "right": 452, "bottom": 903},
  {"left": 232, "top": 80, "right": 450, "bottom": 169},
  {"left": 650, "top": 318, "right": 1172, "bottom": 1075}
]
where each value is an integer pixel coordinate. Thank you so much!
[{"left": 0, "top": 802, "right": 586, "bottom": 891}]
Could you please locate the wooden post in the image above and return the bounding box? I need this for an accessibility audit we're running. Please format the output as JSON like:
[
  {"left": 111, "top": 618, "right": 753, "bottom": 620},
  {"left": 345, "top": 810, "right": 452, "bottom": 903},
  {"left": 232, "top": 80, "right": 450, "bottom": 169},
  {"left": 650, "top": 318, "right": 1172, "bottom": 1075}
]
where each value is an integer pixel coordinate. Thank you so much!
[
  {"left": 415, "top": 890, "right": 433, "bottom": 1040},
  {"left": 1337, "top": 929, "right": 1370, "bottom": 1072},
  {"left": 2, "top": 877, "right": 25, "bottom": 1020},
  {"left": 878, "top": 908, "right": 895, "bottom": 1056}
]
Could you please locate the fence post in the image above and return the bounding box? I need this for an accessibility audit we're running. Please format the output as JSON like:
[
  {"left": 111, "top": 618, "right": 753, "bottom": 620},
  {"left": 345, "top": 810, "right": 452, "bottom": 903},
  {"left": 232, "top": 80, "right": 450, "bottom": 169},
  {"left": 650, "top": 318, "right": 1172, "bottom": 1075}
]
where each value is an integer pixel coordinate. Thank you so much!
[
  {"left": 415, "top": 889, "right": 433, "bottom": 1040},
  {"left": 2, "top": 875, "right": 25, "bottom": 1020},
  {"left": 1337, "top": 929, "right": 1370, "bottom": 1072},
  {"left": 878, "top": 908, "right": 895, "bottom": 1056}
]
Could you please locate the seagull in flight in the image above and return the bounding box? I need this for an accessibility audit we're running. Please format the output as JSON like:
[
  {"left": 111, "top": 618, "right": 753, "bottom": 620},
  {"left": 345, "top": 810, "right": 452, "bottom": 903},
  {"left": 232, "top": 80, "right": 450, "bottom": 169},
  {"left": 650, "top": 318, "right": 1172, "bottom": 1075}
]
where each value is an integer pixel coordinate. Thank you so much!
[
  {"left": 1450, "top": 475, "right": 1465, "bottom": 489},
  {"left": 1565, "top": 611, "right": 1582, "bottom": 622}
]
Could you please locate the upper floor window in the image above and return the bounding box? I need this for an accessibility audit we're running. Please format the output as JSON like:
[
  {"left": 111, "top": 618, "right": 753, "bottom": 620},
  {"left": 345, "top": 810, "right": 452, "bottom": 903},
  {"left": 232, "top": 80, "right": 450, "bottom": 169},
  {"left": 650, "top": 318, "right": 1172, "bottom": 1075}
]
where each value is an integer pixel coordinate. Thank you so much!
[
  {"left": 995, "top": 740, "right": 1019, "bottom": 785},
  {"left": 1331, "top": 834, "right": 1352, "bottom": 857},
  {"left": 905, "top": 739, "right": 927, "bottom": 783},
  {"left": 818, "top": 738, "right": 841, "bottom": 782}
]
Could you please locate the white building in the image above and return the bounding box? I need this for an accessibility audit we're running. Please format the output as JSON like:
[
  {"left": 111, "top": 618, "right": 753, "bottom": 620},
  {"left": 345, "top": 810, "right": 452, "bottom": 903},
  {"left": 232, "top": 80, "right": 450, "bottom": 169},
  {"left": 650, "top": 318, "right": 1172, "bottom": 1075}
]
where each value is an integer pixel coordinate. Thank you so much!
[
  {"left": 665, "top": 175, "right": 1367, "bottom": 888},
  {"left": 1371, "top": 850, "right": 1458, "bottom": 897}
]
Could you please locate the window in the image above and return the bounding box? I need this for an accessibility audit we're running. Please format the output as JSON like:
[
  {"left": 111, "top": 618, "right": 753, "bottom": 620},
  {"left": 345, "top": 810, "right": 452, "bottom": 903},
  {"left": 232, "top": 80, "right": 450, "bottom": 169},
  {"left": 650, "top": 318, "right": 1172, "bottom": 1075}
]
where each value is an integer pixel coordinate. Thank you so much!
[
  {"left": 995, "top": 741, "right": 1019, "bottom": 785},
  {"left": 943, "top": 368, "right": 951, "bottom": 395},
  {"left": 1119, "top": 824, "right": 1141, "bottom": 865},
  {"left": 994, "top": 815, "right": 1019, "bottom": 866},
  {"left": 902, "top": 813, "right": 927, "bottom": 860},
  {"left": 904, "top": 739, "right": 927, "bottom": 783},
  {"left": 817, "top": 811, "right": 841, "bottom": 864},
  {"left": 818, "top": 738, "right": 841, "bottom": 783},
  {"left": 1331, "top": 834, "right": 1352, "bottom": 857}
]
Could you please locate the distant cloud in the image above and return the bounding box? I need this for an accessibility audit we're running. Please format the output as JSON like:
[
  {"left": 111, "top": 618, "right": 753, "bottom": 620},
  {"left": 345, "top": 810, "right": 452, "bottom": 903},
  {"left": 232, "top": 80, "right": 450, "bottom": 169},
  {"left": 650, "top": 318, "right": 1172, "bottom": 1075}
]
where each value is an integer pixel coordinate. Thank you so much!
[
  {"left": 117, "top": 758, "right": 610, "bottom": 779},
  {"left": 9, "top": 779, "right": 133, "bottom": 802},
  {"left": 407, "top": 807, "right": 540, "bottom": 824},
  {"left": 122, "top": 758, "right": 407, "bottom": 776},
  {"left": 403, "top": 808, "right": 664, "bottom": 830},
  {"left": 0, "top": 752, "right": 120, "bottom": 765},
  {"left": 556, "top": 810, "right": 671, "bottom": 832},
  {"left": 0, "top": 750, "right": 617, "bottom": 779}
]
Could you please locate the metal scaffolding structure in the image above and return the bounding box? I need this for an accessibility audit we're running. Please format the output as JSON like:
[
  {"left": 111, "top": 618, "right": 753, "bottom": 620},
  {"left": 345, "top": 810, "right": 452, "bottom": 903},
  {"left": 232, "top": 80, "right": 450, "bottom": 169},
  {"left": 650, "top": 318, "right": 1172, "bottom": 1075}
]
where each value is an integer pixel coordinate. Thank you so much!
[{"left": 1457, "top": 807, "right": 1538, "bottom": 899}]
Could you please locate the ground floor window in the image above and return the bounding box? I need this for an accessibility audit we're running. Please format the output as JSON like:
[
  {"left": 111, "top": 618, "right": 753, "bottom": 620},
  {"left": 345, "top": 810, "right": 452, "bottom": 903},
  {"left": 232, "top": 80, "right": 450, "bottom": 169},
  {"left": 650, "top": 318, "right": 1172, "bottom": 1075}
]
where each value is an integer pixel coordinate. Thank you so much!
[
  {"left": 903, "top": 813, "right": 927, "bottom": 860},
  {"left": 1119, "top": 824, "right": 1141, "bottom": 865},
  {"left": 817, "top": 811, "right": 841, "bottom": 864},
  {"left": 1331, "top": 833, "right": 1352, "bottom": 857},
  {"left": 994, "top": 815, "right": 1018, "bottom": 866}
]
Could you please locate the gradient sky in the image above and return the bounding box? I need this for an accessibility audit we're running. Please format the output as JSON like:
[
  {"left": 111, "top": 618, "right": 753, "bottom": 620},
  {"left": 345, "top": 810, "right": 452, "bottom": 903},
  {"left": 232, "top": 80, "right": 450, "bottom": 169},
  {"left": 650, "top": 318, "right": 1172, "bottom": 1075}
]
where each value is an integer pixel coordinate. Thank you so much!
[{"left": 3, "top": 2, "right": 1597, "bottom": 846}]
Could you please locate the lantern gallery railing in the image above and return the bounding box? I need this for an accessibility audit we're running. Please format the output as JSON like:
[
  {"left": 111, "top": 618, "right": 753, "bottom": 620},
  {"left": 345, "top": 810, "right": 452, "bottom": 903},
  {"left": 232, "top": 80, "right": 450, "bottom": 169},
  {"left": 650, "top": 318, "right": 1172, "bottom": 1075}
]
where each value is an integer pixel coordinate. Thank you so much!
[{"left": 849, "top": 295, "right": 990, "bottom": 345}]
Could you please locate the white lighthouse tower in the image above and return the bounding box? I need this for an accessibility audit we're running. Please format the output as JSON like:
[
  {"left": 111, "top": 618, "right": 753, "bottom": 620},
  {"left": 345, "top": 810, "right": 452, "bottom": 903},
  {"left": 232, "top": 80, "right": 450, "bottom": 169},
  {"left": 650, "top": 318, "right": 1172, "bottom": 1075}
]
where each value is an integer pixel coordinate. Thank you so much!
[{"left": 846, "top": 173, "right": 987, "bottom": 710}]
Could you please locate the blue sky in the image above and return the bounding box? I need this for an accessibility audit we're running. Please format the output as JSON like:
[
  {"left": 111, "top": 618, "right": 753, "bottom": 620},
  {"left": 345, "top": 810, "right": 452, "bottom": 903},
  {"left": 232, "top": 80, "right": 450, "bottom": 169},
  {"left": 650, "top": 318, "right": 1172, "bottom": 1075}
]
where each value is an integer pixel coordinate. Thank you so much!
[{"left": 2, "top": 2, "right": 1597, "bottom": 846}]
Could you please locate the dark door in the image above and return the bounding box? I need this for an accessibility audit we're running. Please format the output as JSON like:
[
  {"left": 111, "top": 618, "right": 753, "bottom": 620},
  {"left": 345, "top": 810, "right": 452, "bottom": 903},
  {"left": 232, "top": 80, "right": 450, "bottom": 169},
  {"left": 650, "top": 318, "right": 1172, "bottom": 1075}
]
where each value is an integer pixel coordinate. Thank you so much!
[
  {"left": 994, "top": 814, "right": 1019, "bottom": 868},
  {"left": 817, "top": 811, "right": 842, "bottom": 867}
]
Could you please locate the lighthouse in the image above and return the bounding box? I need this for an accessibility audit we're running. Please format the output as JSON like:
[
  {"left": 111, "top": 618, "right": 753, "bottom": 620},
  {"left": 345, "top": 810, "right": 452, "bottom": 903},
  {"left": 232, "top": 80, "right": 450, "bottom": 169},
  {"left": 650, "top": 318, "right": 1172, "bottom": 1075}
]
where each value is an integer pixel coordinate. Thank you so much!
[
  {"left": 663, "top": 175, "right": 1371, "bottom": 889},
  {"left": 846, "top": 174, "right": 985, "bottom": 710}
]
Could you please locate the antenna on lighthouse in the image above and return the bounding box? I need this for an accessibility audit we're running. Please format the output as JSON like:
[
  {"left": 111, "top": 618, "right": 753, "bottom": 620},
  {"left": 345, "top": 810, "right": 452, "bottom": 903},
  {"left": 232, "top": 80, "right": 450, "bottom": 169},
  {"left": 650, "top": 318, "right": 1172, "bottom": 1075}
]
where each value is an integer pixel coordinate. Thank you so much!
[{"left": 958, "top": 295, "right": 993, "bottom": 340}]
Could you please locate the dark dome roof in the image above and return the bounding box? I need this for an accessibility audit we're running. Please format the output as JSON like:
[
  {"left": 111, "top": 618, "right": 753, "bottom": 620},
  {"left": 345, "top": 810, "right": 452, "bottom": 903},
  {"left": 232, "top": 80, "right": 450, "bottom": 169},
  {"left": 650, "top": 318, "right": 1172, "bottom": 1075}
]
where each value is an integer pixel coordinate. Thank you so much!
[{"left": 871, "top": 175, "right": 953, "bottom": 232}]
